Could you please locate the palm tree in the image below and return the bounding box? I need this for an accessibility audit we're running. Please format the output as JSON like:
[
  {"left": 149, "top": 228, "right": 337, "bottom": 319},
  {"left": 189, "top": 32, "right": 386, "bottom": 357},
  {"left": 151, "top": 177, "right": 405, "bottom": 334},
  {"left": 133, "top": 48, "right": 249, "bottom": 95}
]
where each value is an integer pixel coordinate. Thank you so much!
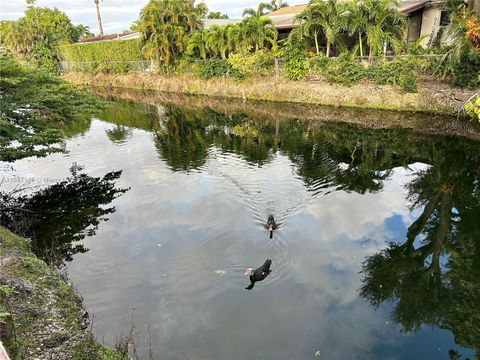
[
  {"left": 300, "top": 0, "right": 348, "bottom": 57},
  {"left": 207, "top": 11, "right": 229, "bottom": 19},
  {"left": 206, "top": 25, "right": 230, "bottom": 59},
  {"left": 93, "top": 0, "right": 104, "bottom": 37},
  {"left": 187, "top": 30, "right": 209, "bottom": 60},
  {"left": 264, "top": 0, "right": 290, "bottom": 13},
  {"left": 347, "top": 0, "right": 369, "bottom": 58},
  {"left": 241, "top": 17, "right": 277, "bottom": 51},
  {"left": 362, "top": 0, "right": 407, "bottom": 58},
  {"left": 296, "top": 3, "right": 322, "bottom": 55},
  {"left": 139, "top": 0, "right": 202, "bottom": 65},
  {"left": 242, "top": 3, "right": 270, "bottom": 18},
  {"left": 227, "top": 24, "right": 248, "bottom": 53}
]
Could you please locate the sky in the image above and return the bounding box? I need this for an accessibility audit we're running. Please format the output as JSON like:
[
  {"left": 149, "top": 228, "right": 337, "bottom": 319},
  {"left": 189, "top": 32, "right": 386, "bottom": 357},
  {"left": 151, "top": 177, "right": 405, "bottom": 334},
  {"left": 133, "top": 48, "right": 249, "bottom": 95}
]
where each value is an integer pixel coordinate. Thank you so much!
[{"left": 0, "top": 0, "right": 306, "bottom": 34}]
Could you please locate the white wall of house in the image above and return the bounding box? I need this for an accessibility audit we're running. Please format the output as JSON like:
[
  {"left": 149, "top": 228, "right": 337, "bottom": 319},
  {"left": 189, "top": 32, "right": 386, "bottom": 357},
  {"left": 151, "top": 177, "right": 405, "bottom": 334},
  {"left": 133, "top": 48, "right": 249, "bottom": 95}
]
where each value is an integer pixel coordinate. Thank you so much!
[{"left": 420, "top": 6, "right": 443, "bottom": 46}]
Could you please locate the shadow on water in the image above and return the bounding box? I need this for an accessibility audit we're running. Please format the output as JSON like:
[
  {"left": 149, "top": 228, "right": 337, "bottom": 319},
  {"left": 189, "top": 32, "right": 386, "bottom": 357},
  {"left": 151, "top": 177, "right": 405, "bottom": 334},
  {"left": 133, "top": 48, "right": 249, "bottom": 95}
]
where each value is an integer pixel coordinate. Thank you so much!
[{"left": 0, "top": 169, "right": 129, "bottom": 266}]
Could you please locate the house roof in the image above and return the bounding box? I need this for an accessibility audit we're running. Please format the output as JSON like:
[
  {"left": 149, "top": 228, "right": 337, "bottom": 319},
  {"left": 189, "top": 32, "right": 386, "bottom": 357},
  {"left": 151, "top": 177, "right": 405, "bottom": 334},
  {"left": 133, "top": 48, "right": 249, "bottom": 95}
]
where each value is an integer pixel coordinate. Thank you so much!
[{"left": 266, "top": 0, "right": 435, "bottom": 29}]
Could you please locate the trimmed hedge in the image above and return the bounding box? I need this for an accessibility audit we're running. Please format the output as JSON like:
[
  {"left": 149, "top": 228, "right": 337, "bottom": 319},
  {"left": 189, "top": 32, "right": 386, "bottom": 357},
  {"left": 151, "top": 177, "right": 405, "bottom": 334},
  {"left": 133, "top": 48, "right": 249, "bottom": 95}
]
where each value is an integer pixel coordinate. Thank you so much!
[{"left": 58, "top": 39, "right": 144, "bottom": 73}]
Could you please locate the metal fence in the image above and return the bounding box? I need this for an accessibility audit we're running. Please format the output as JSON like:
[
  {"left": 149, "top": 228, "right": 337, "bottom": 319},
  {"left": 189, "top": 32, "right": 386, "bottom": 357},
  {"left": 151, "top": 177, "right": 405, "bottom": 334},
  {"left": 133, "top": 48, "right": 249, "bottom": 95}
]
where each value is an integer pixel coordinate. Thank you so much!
[
  {"left": 59, "top": 60, "right": 157, "bottom": 74},
  {"left": 58, "top": 54, "right": 445, "bottom": 78}
]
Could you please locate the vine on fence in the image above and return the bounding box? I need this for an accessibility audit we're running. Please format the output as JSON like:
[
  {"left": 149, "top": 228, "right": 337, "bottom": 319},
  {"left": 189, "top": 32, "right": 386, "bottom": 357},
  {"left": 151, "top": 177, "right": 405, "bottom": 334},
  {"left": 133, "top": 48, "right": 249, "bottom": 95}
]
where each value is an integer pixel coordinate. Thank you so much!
[{"left": 58, "top": 39, "right": 144, "bottom": 74}]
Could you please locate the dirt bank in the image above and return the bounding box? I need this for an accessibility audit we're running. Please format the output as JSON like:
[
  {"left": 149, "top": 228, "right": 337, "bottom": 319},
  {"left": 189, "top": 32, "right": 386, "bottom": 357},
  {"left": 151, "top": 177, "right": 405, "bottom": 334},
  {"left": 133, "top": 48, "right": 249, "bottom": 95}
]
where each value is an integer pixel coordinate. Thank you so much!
[
  {"left": 0, "top": 227, "right": 123, "bottom": 360},
  {"left": 64, "top": 71, "right": 476, "bottom": 115}
]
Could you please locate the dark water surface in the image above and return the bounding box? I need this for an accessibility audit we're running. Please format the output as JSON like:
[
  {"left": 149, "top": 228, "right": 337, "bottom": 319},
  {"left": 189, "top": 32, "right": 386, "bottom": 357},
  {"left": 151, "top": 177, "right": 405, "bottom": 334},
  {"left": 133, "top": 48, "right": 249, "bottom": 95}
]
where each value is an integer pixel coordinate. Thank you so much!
[{"left": 1, "top": 95, "right": 479, "bottom": 359}]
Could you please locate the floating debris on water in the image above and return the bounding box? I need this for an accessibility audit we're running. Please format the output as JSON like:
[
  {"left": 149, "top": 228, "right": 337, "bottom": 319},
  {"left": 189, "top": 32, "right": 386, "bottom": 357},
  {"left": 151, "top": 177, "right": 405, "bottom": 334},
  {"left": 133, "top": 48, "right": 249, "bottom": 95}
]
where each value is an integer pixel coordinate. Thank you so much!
[{"left": 214, "top": 270, "right": 226, "bottom": 275}]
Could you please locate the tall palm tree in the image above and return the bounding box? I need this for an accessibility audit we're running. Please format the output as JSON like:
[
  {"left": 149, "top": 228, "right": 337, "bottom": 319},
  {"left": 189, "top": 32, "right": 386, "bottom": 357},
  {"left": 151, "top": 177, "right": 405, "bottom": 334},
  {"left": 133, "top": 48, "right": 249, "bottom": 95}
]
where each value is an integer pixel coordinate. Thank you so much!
[{"left": 93, "top": 0, "right": 104, "bottom": 37}]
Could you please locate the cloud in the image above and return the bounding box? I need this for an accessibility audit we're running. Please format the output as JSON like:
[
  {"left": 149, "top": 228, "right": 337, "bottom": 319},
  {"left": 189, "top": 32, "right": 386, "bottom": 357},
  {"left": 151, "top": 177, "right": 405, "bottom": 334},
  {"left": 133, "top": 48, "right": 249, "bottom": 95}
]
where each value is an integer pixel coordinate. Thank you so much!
[{"left": 1, "top": 0, "right": 306, "bottom": 34}]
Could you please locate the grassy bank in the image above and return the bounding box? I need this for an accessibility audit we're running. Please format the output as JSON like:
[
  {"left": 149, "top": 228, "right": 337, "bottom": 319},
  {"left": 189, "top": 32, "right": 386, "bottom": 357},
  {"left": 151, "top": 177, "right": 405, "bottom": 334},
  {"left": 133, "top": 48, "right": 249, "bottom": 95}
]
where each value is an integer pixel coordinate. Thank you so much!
[
  {"left": 0, "top": 227, "right": 123, "bottom": 359},
  {"left": 63, "top": 71, "right": 477, "bottom": 115}
]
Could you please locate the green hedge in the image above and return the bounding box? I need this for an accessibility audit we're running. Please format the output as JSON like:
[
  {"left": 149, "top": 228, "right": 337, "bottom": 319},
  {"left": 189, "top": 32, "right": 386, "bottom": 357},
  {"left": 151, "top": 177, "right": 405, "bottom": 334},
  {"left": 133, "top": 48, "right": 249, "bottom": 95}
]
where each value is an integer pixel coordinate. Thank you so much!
[{"left": 57, "top": 39, "right": 144, "bottom": 73}]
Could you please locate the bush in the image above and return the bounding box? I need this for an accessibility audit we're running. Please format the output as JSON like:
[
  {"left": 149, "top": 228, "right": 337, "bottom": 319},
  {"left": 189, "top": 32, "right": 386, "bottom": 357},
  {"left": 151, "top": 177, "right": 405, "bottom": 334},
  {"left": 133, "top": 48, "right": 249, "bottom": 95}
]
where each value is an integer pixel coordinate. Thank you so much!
[
  {"left": 450, "top": 50, "right": 480, "bottom": 89},
  {"left": 367, "top": 59, "right": 417, "bottom": 93},
  {"left": 283, "top": 46, "right": 308, "bottom": 80},
  {"left": 227, "top": 49, "right": 279, "bottom": 79},
  {"left": 464, "top": 95, "right": 480, "bottom": 122},
  {"left": 324, "top": 55, "right": 366, "bottom": 86},
  {"left": 196, "top": 59, "right": 231, "bottom": 79},
  {"left": 58, "top": 39, "right": 144, "bottom": 74}
]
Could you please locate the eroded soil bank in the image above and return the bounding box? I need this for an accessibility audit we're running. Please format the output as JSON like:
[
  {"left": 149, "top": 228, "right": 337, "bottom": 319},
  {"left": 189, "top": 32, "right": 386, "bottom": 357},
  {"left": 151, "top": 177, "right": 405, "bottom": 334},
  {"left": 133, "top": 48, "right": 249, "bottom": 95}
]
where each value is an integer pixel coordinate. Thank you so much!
[
  {"left": 64, "top": 71, "right": 477, "bottom": 116},
  {"left": 0, "top": 227, "right": 122, "bottom": 360}
]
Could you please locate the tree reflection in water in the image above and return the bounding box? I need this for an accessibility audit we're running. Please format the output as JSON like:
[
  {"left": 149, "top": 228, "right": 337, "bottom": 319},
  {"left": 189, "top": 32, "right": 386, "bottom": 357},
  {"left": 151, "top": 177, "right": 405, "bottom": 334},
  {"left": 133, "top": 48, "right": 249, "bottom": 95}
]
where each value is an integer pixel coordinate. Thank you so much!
[
  {"left": 0, "top": 170, "right": 129, "bottom": 266},
  {"left": 98, "top": 98, "right": 480, "bottom": 356},
  {"left": 360, "top": 145, "right": 480, "bottom": 358}
]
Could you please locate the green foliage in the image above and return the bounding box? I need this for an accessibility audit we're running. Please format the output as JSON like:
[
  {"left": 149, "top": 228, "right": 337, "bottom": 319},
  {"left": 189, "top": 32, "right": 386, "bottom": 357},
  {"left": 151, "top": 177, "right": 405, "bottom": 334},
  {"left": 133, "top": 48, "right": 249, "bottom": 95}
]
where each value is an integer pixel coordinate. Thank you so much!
[
  {"left": 310, "top": 54, "right": 367, "bottom": 85},
  {"left": 283, "top": 45, "right": 308, "bottom": 80},
  {"left": 139, "top": 0, "right": 203, "bottom": 65},
  {"left": 465, "top": 95, "right": 480, "bottom": 122},
  {"left": 0, "top": 54, "right": 102, "bottom": 161},
  {"left": 227, "top": 49, "right": 279, "bottom": 78},
  {"left": 368, "top": 59, "right": 417, "bottom": 93},
  {"left": 196, "top": 59, "right": 231, "bottom": 79},
  {"left": 0, "top": 7, "right": 86, "bottom": 71},
  {"left": 58, "top": 39, "right": 144, "bottom": 73},
  {"left": 309, "top": 54, "right": 417, "bottom": 92},
  {"left": 449, "top": 49, "right": 480, "bottom": 88},
  {"left": 207, "top": 11, "right": 229, "bottom": 19}
]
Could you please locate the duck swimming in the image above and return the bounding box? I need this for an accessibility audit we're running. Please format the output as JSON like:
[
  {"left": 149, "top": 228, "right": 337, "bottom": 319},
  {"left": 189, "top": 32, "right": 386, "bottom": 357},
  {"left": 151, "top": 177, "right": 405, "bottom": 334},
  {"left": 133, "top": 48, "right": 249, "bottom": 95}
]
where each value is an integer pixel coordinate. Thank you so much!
[
  {"left": 266, "top": 215, "right": 277, "bottom": 239},
  {"left": 245, "top": 259, "right": 272, "bottom": 290}
]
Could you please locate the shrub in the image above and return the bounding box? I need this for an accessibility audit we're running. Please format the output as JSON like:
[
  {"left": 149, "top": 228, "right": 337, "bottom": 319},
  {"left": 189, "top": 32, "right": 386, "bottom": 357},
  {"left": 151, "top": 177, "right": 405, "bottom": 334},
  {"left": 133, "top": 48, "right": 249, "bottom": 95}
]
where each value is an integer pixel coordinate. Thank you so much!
[
  {"left": 464, "top": 95, "right": 480, "bottom": 122},
  {"left": 227, "top": 49, "right": 279, "bottom": 79},
  {"left": 449, "top": 50, "right": 480, "bottom": 89},
  {"left": 308, "top": 55, "right": 331, "bottom": 74},
  {"left": 324, "top": 57, "right": 366, "bottom": 86},
  {"left": 57, "top": 39, "right": 144, "bottom": 74},
  {"left": 196, "top": 59, "right": 231, "bottom": 79},
  {"left": 283, "top": 46, "right": 308, "bottom": 80},
  {"left": 367, "top": 59, "right": 417, "bottom": 93}
]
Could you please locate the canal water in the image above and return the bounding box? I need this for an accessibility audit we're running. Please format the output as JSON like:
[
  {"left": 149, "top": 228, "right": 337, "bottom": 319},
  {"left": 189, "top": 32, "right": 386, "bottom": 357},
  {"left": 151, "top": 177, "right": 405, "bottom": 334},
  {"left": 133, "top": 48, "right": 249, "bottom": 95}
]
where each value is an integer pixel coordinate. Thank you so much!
[{"left": 1, "top": 95, "right": 479, "bottom": 359}]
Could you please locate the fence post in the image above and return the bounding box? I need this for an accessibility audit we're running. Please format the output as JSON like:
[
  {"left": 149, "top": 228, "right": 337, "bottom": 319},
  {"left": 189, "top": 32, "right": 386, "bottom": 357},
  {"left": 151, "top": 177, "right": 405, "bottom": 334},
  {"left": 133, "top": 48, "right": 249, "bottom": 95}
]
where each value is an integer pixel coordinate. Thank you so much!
[{"left": 275, "top": 58, "right": 280, "bottom": 79}]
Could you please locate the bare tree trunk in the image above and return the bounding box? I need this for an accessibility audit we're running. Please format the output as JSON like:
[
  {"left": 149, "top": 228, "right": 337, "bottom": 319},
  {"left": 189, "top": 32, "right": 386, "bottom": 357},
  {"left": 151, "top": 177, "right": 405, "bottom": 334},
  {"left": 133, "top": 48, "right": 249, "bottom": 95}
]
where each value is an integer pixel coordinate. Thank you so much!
[
  {"left": 326, "top": 42, "right": 330, "bottom": 57},
  {"left": 94, "top": 0, "right": 104, "bottom": 37}
]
